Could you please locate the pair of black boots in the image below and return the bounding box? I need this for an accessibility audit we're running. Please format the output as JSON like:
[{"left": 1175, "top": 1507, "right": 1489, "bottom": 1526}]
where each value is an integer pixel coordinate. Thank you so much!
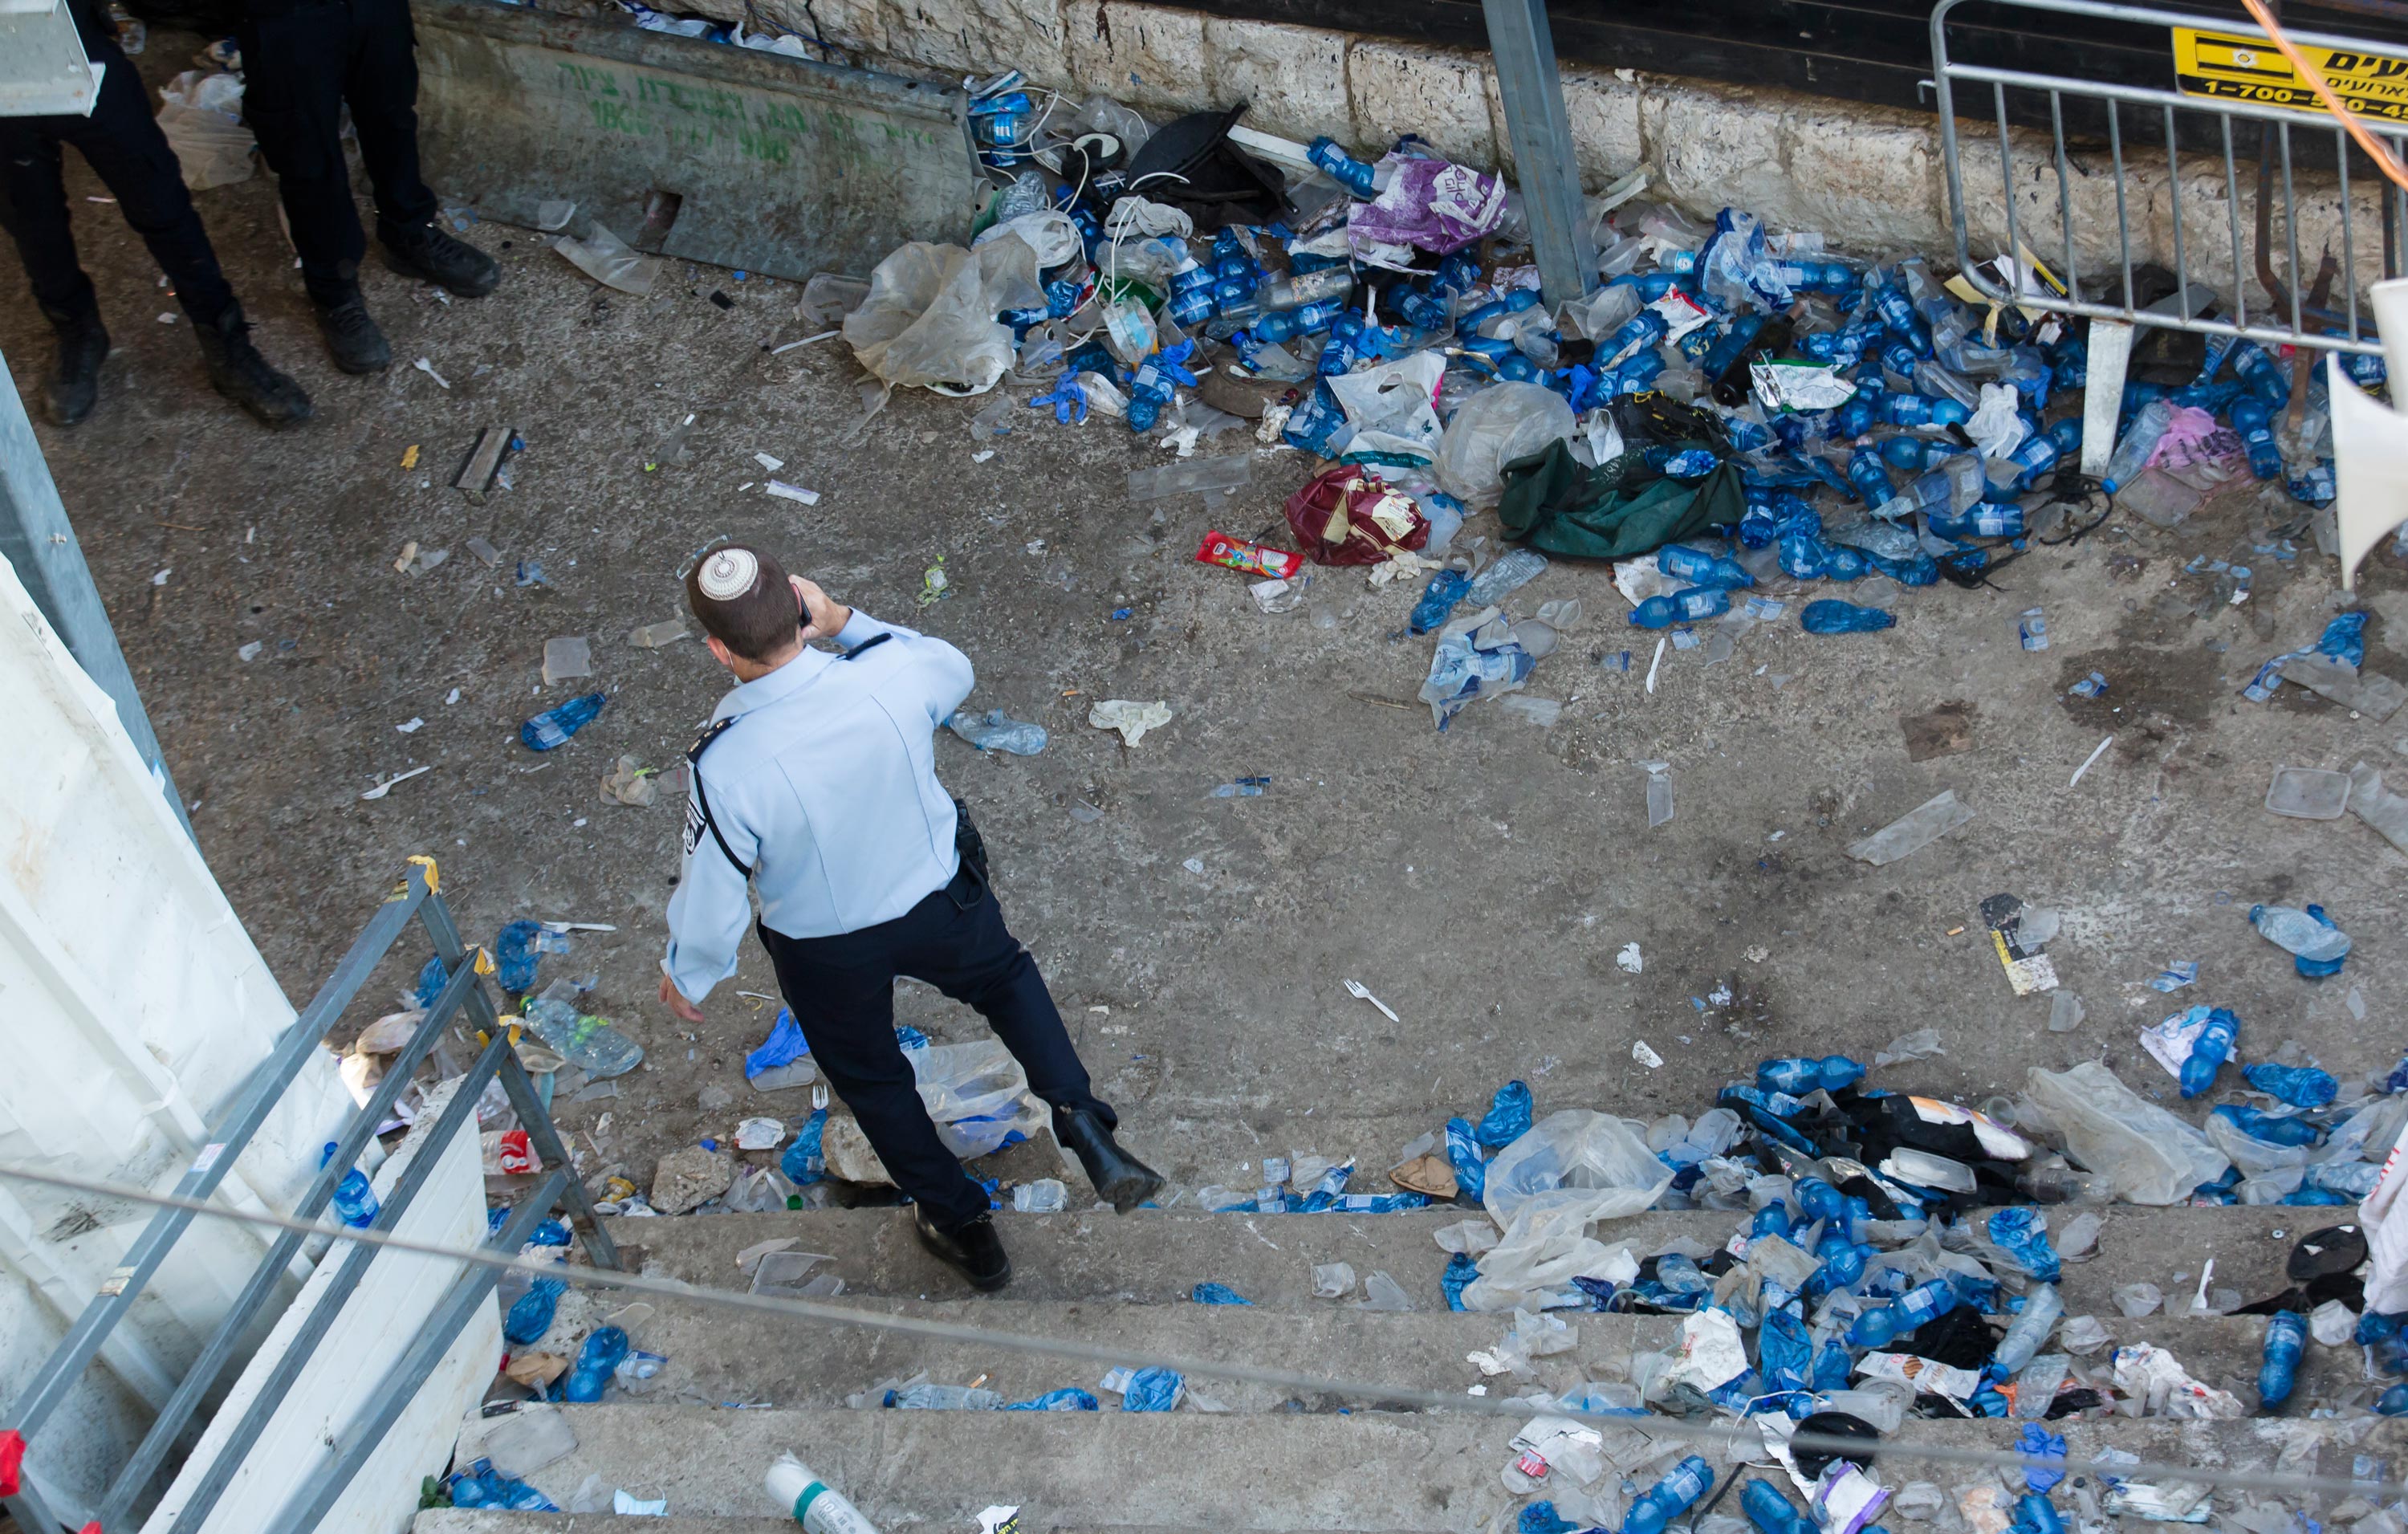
[
  {"left": 913, "top": 1107, "right": 1163, "bottom": 1292},
  {"left": 39, "top": 218, "right": 498, "bottom": 429}
]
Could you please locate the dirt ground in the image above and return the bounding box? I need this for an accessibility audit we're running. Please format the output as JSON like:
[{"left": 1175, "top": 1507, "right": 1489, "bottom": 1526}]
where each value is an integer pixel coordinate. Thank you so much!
[{"left": 8, "top": 33, "right": 2406, "bottom": 1205}]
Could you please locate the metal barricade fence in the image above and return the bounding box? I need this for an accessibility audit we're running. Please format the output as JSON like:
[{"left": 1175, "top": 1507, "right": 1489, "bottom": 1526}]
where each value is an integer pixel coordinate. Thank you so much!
[{"left": 1933, "top": 0, "right": 2408, "bottom": 358}]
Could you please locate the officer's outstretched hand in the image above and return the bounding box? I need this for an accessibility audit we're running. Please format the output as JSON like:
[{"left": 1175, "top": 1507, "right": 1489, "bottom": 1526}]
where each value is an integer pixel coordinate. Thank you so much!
[
  {"left": 792, "top": 576, "right": 852, "bottom": 643},
  {"left": 659, "top": 972, "right": 706, "bottom": 1024}
]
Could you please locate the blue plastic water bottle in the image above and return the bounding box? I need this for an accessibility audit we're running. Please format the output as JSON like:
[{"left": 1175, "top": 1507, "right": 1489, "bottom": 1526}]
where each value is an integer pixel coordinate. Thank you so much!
[
  {"left": 563, "top": 1324, "right": 630, "bottom": 1402},
  {"left": 1254, "top": 299, "right": 1344, "bottom": 345},
  {"left": 2178, "top": 1007, "right": 2239, "bottom": 1098},
  {"left": 2380, "top": 1381, "right": 2408, "bottom": 1414},
  {"left": 1742, "top": 1478, "right": 1816, "bottom": 1534},
  {"left": 2242, "top": 1061, "right": 2338, "bottom": 1108},
  {"left": 1658, "top": 544, "right": 1756, "bottom": 589},
  {"left": 1629, "top": 587, "right": 1732, "bottom": 628},
  {"left": 1751, "top": 1202, "right": 1794, "bottom": 1239},
  {"left": 1929, "top": 503, "right": 2026, "bottom": 539},
  {"left": 1811, "top": 592, "right": 1898, "bottom": 626},
  {"left": 2259, "top": 1311, "right": 2307, "bottom": 1407},
  {"left": 2210, "top": 1104, "right": 2321, "bottom": 1147},
  {"left": 1848, "top": 1277, "right": 1957, "bottom": 1348},
  {"left": 320, "top": 1142, "right": 380, "bottom": 1228},
  {"left": 2003, "top": 417, "right": 2084, "bottom": 489},
  {"left": 1759, "top": 1056, "right": 1866, "bottom": 1095},
  {"left": 2228, "top": 339, "right": 2292, "bottom": 405},
  {"left": 2016, "top": 1495, "right": 2066, "bottom": 1534},
  {"left": 1627, "top": 1456, "right": 1716, "bottom": 1534},
  {"left": 1305, "top": 136, "right": 1382, "bottom": 197},
  {"left": 521, "top": 694, "right": 605, "bottom": 751},
  {"left": 1794, "top": 1174, "right": 1847, "bottom": 1224}
]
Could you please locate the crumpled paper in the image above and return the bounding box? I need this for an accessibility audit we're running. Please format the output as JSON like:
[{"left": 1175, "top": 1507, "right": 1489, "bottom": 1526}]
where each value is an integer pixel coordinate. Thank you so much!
[{"left": 1089, "top": 698, "right": 1173, "bottom": 747}]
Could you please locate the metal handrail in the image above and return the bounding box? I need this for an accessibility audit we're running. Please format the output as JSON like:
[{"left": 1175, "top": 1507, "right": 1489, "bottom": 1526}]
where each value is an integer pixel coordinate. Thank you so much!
[{"left": 1, "top": 861, "right": 617, "bottom": 1534}]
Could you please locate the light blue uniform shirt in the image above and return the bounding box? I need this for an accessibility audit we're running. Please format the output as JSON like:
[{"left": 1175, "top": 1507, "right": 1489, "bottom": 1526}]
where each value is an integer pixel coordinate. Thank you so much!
[{"left": 662, "top": 609, "right": 972, "bottom": 1003}]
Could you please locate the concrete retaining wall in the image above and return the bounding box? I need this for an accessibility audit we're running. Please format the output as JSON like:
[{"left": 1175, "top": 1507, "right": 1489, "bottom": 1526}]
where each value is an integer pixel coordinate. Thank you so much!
[{"left": 680, "top": 0, "right": 2384, "bottom": 310}]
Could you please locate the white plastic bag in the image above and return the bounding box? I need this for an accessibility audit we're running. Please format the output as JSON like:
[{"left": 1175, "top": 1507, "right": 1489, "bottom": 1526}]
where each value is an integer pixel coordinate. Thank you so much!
[
  {"left": 909, "top": 1040, "right": 1044, "bottom": 1158},
  {"left": 2022, "top": 1062, "right": 2228, "bottom": 1206},
  {"left": 1326, "top": 352, "right": 1445, "bottom": 464},
  {"left": 2360, "top": 1114, "right": 2408, "bottom": 1314},
  {"left": 1434, "top": 382, "right": 1576, "bottom": 506},
  {"left": 844, "top": 236, "right": 1043, "bottom": 398},
  {"left": 1483, "top": 1109, "right": 1670, "bottom": 1227},
  {"left": 156, "top": 71, "right": 254, "bottom": 191}
]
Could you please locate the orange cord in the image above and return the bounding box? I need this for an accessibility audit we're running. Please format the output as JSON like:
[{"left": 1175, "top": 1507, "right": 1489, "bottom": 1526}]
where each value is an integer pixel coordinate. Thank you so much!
[{"left": 2235, "top": 0, "right": 2408, "bottom": 194}]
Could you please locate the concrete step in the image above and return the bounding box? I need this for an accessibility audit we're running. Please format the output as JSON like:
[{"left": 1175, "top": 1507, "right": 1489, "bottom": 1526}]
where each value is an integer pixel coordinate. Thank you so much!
[
  {"left": 565, "top": 1292, "right": 2349, "bottom": 1416},
  {"left": 418, "top": 1519, "right": 1385, "bottom": 1534},
  {"left": 602, "top": 1203, "right": 2321, "bottom": 1319},
  {"left": 447, "top": 1406, "right": 2408, "bottom": 1531}
]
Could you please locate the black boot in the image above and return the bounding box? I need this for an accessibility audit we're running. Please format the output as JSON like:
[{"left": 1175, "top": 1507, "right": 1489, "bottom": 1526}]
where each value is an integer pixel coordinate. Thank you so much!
[
  {"left": 193, "top": 304, "right": 311, "bottom": 429},
  {"left": 913, "top": 1207, "right": 1011, "bottom": 1292},
  {"left": 1054, "top": 1106, "right": 1163, "bottom": 1214},
  {"left": 39, "top": 303, "right": 109, "bottom": 427},
  {"left": 311, "top": 285, "right": 392, "bottom": 373},
  {"left": 380, "top": 216, "right": 499, "bottom": 297}
]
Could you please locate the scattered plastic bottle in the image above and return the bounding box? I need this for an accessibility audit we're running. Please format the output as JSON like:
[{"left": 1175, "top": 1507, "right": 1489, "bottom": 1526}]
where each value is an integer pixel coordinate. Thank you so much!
[
  {"left": 2241, "top": 1060, "right": 2339, "bottom": 1109},
  {"left": 1409, "top": 568, "right": 1473, "bottom": 636},
  {"left": 1253, "top": 299, "right": 1344, "bottom": 345},
  {"left": 1751, "top": 1202, "right": 1793, "bottom": 1239},
  {"left": 521, "top": 693, "right": 605, "bottom": 751},
  {"left": 1994, "top": 1284, "right": 2064, "bottom": 1375},
  {"left": 105, "top": 0, "right": 145, "bottom": 51},
  {"left": 449, "top": 1459, "right": 559, "bottom": 1512},
  {"left": 1626, "top": 1455, "right": 1716, "bottom": 1534},
  {"left": 1999, "top": 417, "right": 2084, "bottom": 490},
  {"left": 1742, "top": 1477, "right": 1816, "bottom": 1534},
  {"left": 1794, "top": 1174, "right": 1847, "bottom": 1223},
  {"left": 2379, "top": 1381, "right": 2408, "bottom": 1415},
  {"left": 2101, "top": 397, "right": 2176, "bottom": 492},
  {"left": 946, "top": 709, "right": 1047, "bottom": 755},
  {"left": 1848, "top": 1277, "right": 1957, "bottom": 1349},
  {"left": 766, "top": 1452, "right": 882, "bottom": 1532},
  {"left": 320, "top": 1142, "right": 380, "bottom": 1228},
  {"left": 563, "top": 1324, "right": 630, "bottom": 1402},
  {"left": 2177, "top": 1006, "right": 2239, "bottom": 1098},
  {"left": 1465, "top": 547, "right": 1550, "bottom": 607},
  {"left": 1801, "top": 599, "right": 1895, "bottom": 634},
  {"left": 2304, "top": 1160, "right": 2382, "bottom": 1198},
  {"left": 1305, "top": 136, "right": 1389, "bottom": 198},
  {"left": 2249, "top": 903, "right": 2351, "bottom": 979},
  {"left": 1758, "top": 1056, "right": 1865, "bottom": 1095},
  {"left": 2228, "top": 339, "right": 2292, "bottom": 405},
  {"left": 1260, "top": 267, "right": 1356, "bottom": 311},
  {"left": 2015, "top": 1495, "right": 2066, "bottom": 1534},
  {"left": 1927, "top": 503, "right": 2024, "bottom": 539},
  {"left": 2211, "top": 1103, "right": 2321, "bottom": 1146},
  {"left": 1658, "top": 543, "right": 1756, "bottom": 589},
  {"left": 523, "top": 993, "right": 646, "bottom": 1079},
  {"left": 2258, "top": 1310, "right": 2307, "bottom": 1408},
  {"left": 1631, "top": 587, "right": 1732, "bottom": 628},
  {"left": 2229, "top": 397, "right": 2285, "bottom": 479}
]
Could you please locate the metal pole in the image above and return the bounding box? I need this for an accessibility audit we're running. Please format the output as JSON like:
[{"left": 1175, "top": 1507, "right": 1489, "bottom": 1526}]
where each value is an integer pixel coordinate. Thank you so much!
[
  {"left": 1481, "top": 0, "right": 1598, "bottom": 307},
  {"left": 0, "top": 344, "right": 193, "bottom": 839}
]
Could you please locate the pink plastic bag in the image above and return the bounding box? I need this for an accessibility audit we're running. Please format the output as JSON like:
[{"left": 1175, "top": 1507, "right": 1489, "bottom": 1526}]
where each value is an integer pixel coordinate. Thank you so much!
[{"left": 1347, "top": 156, "right": 1508, "bottom": 256}]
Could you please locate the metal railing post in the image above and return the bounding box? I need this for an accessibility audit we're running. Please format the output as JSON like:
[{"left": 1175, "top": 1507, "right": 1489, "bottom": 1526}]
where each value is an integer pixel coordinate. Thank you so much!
[{"left": 1482, "top": 0, "right": 1598, "bottom": 307}]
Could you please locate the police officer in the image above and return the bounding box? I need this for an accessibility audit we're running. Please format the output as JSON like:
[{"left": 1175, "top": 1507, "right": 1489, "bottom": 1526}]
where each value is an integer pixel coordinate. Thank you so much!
[
  {"left": 236, "top": 0, "right": 498, "bottom": 372},
  {"left": 659, "top": 546, "right": 1160, "bottom": 1292},
  {"left": 0, "top": 0, "right": 311, "bottom": 428}
]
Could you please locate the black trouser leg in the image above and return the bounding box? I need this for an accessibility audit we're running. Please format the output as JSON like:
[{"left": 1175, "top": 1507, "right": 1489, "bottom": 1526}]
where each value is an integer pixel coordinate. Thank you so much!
[
  {"left": 238, "top": 2, "right": 363, "bottom": 299},
  {"left": 1, "top": 39, "right": 238, "bottom": 326},
  {"left": 0, "top": 121, "right": 96, "bottom": 320},
  {"left": 759, "top": 912, "right": 990, "bottom": 1230},
  {"left": 897, "top": 881, "right": 1116, "bottom": 1130},
  {"left": 68, "top": 43, "right": 237, "bottom": 326},
  {"left": 344, "top": 0, "right": 438, "bottom": 233}
]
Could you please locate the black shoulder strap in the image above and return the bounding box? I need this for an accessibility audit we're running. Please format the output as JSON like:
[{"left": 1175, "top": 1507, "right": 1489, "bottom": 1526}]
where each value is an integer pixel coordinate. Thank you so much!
[
  {"left": 683, "top": 717, "right": 751, "bottom": 876},
  {"left": 840, "top": 632, "right": 894, "bottom": 661}
]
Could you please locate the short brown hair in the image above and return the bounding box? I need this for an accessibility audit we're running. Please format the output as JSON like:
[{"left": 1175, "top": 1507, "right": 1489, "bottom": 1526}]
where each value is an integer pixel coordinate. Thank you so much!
[{"left": 685, "top": 544, "right": 799, "bottom": 661}]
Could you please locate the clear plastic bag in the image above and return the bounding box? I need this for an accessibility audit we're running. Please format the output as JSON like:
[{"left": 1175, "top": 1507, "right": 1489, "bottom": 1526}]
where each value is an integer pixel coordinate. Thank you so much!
[
  {"left": 1483, "top": 1109, "right": 1670, "bottom": 1226},
  {"left": 844, "top": 236, "right": 1042, "bottom": 398},
  {"left": 551, "top": 223, "right": 664, "bottom": 298},
  {"left": 156, "top": 71, "right": 254, "bottom": 190},
  {"left": 909, "top": 1040, "right": 1045, "bottom": 1158},
  {"left": 1326, "top": 352, "right": 1446, "bottom": 462},
  {"left": 1435, "top": 382, "right": 1576, "bottom": 507},
  {"left": 2020, "top": 1062, "right": 2228, "bottom": 1205}
]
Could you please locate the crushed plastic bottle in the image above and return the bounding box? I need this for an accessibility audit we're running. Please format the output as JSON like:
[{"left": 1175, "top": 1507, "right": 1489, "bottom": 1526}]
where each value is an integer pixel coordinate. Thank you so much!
[
  {"left": 2242, "top": 1062, "right": 2338, "bottom": 1108},
  {"left": 1758, "top": 1056, "right": 1866, "bottom": 1095},
  {"left": 1409, "top": 568, "right": 1474, "bottom": 636},
  {"left": 2101, "top": 398, "right": 2175, "bottom": 493},
  {"left": 946, "top": 709, "right": 1048, "bottom": 755},
  {"left": 1625, "top": 1455, "right": 1715, "bottom": 1534},
  {"left": 1465, "top": 547, "right": 1550, "bottom": 608},
  {"left": 1848, "top": 1276, "right": 1956, "bottom": 1348},
  {"left": 1741, "top": 1478, "right": 1813, "bottom": 1534},
  {"left": 563, "top": 1324, "right": 630, "bottom": 1402},
  {"left": 523, "top": 991, "right": 646, "bottom": 1080},
  {"left": 449, "top": 1458, "right": 559, "bottom": 1512},
  {"left": 522, "top": 694, "right": 606, "bottom": 751},
  {"left": 1658, "top": 543, "right": 1755, "bottom": 589},
  {"left": 1800, "top": 599, "right": 1895, "bottom": 634},
  {"left": 2248, "top": 903, "right": 2351, "bottom": 978},
  {"left": 1994, "top": 1283, "right": 2064, "bottom": 1374}
]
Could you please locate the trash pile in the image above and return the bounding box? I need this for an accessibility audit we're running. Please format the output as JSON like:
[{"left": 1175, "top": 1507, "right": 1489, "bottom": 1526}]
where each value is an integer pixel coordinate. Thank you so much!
[{"left": 802, "top": 67, "right": 2390, "bottom": 731}]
